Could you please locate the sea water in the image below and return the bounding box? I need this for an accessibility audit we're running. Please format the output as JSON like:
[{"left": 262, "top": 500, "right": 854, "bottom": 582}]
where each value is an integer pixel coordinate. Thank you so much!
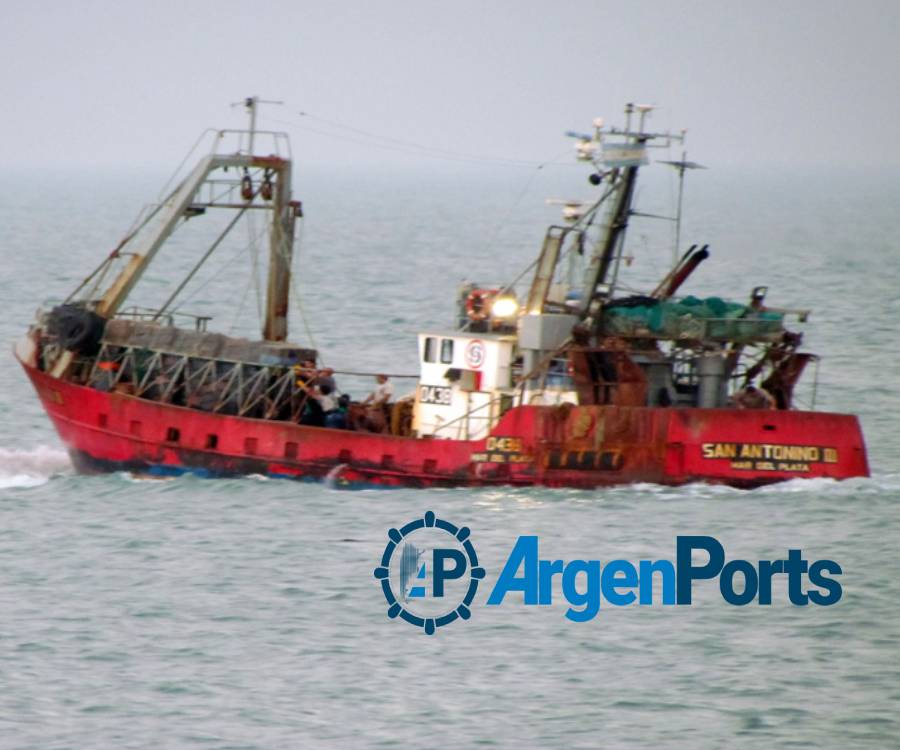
[{"left": 0, "top": 164, "right": 898, "bottom": 748}]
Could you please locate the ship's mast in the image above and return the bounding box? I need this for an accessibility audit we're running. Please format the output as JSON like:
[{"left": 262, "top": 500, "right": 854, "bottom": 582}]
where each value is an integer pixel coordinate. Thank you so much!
[
  {"left": 577, "top": 162, "right": 640, "bottom": 319},
  {"left": 262, "top": 154, "right": 295, "bottom": 342},
  {"left": 524, "top": 104, "right": 687, "bottom": 330},
  {"left": 234, "top": 97, "right": 296, "bottom": 342},
  {"left": 89, "top": 98, "right": 297, "bottom": 343},
  {"left": 233, "top": 96, "right": 283, "bottom": 157},
  {"left": 572, "top": 104, "right": 683, "bottom": 326}
]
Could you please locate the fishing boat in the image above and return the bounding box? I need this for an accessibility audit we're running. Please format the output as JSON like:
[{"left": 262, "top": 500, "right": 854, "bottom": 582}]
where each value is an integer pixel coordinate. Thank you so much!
[{"left": 16, "top": 100, "right": 869, "bottom": 488}]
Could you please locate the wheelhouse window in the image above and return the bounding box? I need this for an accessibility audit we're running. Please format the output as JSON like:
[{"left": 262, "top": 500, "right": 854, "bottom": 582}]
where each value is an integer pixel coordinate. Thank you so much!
[
  {"left": 440, "top": 339, "right": 454, "bottom": 364},
  {"left": 423, "top": 337, "right": 437, "bottom": 363}
]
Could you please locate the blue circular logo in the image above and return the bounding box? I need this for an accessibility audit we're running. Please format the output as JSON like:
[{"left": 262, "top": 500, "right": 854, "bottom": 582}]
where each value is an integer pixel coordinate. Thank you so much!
[{"left": 374, "top": 510, "right": 485, "bottom": 634}]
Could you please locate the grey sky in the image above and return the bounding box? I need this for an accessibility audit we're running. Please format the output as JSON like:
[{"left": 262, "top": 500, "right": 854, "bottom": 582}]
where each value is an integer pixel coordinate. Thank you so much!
[{"left": 3, "top": 0, "right": 898, "bottom": 170}]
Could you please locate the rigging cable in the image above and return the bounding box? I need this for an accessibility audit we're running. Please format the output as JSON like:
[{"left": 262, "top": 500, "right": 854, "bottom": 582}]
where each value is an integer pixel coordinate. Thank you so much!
[
  {"left": 480, "top": 146, "right": 573, "bottom": 258},
  {"left": 295, "top": 111, "right": 551, "bottom": 167},
  {"left": 245, "top": 208, "right": 265, "bottom": 326},
  {"left": 284, "top": 219, "right": 321, "bottom": 360},
  {"left": 155, "top": 129, "right": 218, "bottom": 202},
  {"left": 262, "top": 112, "right": 567, "bottom": 169},
  {"left": 155, "top": 205, "right": 253, "bottom": 320},
  {"left": 227, "top": 261, "right": 256, "bottom": 336},
  {"left": 169, "top": 215, "right": 270, "bottom": 316}
]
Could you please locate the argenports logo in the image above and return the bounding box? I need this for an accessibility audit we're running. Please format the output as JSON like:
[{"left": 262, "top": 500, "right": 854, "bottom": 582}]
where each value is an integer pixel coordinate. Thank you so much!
[
  {"left": 487, "top": 535, "right": 843, "bottom": 622},
  {"left": 375, "top": 516, "right": 844, "bottom": 634},
  {"left": 373, "top": 510, "right": 486, "bottom": 634}
]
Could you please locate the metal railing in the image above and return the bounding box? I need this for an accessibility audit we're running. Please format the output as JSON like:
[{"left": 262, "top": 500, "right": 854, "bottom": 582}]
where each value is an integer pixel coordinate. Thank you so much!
[
  {"left": 84, "top": 343, "right": 312, "bottom": 421},
  {"left": 430, "top": 392, "right": 507, "bottom": 440},
  {"left": 116, "top": 307, "right": 212, "bottom": 332},
  {"left": 602, "top": 314, "right": 785, "bottom": 343}
]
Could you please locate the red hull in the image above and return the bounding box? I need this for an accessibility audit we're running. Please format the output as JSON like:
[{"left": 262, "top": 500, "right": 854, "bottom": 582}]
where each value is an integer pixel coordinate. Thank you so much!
[{"left": 21, "top": 361, "right": 869, "bottom": 489}]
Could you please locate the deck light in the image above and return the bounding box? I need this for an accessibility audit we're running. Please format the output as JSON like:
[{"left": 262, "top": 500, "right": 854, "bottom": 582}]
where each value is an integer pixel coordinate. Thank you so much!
[{"left": 491, "top": 296, "right": 519, "bottom": 319}]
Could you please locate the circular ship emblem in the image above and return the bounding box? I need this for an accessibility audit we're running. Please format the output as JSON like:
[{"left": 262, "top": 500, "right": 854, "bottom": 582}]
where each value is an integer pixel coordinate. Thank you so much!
[
  {"left": 373, "top": 510, "right": 485, "bottom": 634},
  {"left": 464, "top": 339, "right": 486, "bottom": 369}
]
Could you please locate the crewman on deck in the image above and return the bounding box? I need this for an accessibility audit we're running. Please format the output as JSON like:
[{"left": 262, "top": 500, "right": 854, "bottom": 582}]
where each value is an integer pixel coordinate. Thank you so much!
[
  {"left": 731, "top": 385, "right": 776, "bottom": 410},
  {"left": 364, "top": 374, "right": 393, "bottom": 406},
  {"left": 294, "top": 362, "right": 339, "bottom": 395},
  {"left": 93, "top": 360, "right": 121, "bottom": 392},
  {"left": 317, "top": 367, "right": 337, "bottom": 392},
  {"left": 362, "top": 374, "right": 393, "bottom": 433},
  {"left": 293, "top": 359, "right": 318, "bottom": 388}
]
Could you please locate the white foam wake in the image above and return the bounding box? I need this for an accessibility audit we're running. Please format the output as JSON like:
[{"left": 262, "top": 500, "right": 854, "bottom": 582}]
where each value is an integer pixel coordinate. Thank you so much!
[{"left": 0, "top": 445, "right": 71, "bottom": 489}]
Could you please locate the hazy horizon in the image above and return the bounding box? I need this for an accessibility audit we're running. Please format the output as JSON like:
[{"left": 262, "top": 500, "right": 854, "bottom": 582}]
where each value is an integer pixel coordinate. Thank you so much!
[{"left": 3, "top": 1, "right": 899, "bottom": 172}]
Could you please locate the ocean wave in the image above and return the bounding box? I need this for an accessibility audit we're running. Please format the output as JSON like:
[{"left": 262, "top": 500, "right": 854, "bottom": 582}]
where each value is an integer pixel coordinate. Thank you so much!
[
  {"left": 764, "top": 472, "right": 900, "bottom": 496},
  {"left": 0, "top": 445, "right": 71, "bottom": 489}
]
